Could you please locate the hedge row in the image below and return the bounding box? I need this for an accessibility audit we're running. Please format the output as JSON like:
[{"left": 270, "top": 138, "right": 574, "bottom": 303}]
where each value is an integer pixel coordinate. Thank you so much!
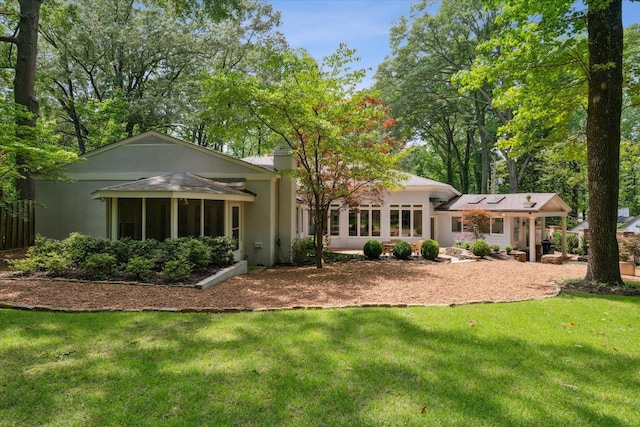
[{"left": 11, "top": 233, "right": 236, "bottom": 283}]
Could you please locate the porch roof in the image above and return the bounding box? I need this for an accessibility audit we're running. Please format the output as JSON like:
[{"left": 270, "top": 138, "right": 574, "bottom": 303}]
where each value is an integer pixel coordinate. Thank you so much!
[
  {"left": 91, "top": 172, "right": 256, "bottom": 202},
  {"left": 435, "top": 193, "right": 571, "bottom": 216}
]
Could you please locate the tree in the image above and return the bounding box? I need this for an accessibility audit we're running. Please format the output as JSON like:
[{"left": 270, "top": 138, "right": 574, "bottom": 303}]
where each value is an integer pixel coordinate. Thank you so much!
[
  {"left": 585, "top": 0, "right": 623, "bottom": 284},
  {"left": 465, "top": 0, "right": 625, "bottom": 284},
  {"left": 461, "top": 207, "right": 490, "bottom": 241},
  {"left": 376, "top": 0, "right": 501, "bottom": 193},
  {"left": 1, "top": 0, "right": 42, "bottom": 200},
  {"left": 37, "top": 0, "right": 285, "bottom": 153},
  {"left": 202, "top": 46, "right": 406, "bottom": 268}
]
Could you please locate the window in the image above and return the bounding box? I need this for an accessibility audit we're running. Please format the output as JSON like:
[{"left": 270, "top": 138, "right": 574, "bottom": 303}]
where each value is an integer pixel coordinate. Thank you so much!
[
  {"left": 329, "top": 207, "right": 340, "bottom": 236},
  {"left": 491, "top": 217, "right": 504, "bottom": 235},
  {"left": 451, "top": 216, "right": 462, "bottom": 233},
  {"left": 349, "top": 205, "right": 381, "bottom": 237},
  {"left": 390, "top": 204, "right": 423, "bottom": 238}
]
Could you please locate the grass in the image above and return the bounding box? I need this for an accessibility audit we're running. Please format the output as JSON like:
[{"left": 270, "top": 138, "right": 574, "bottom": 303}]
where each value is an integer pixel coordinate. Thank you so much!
[{"left": 1, "top": 292, "right": 639, "bottom": 426}]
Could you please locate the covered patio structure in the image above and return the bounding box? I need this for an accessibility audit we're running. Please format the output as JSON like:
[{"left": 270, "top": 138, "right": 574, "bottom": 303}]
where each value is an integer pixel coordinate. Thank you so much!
[{"left": 435, "top": 193, "right": 572, "bottom": 262}]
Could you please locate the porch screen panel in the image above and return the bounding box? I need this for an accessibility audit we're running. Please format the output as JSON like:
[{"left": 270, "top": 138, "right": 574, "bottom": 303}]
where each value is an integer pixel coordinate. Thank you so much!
[
  {"left": 178, "top": 199, "right": 202, "bottom": 238},
  {"left": 146, "top": 198, "right": 171, "bottom": 241},
  {"left": 118, "top": 199, "right": 142, "bottom": 240},
  {"left": 204, "top": 200, "right": 225, "bottom": 237},
  {"left": 232, "top": 205, "right": 240, "bottom": 250},
  {"left": 348, "top": 211, "right": 357, "bottom": 236}
]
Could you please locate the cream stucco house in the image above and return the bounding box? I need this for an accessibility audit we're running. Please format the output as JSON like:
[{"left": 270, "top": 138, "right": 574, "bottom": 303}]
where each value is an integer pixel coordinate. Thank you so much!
[{"left": 35, "top": 131, "right": 570, "bottom": 265}]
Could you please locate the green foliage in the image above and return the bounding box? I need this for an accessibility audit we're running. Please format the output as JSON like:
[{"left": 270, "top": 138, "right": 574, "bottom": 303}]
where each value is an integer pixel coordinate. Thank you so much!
[
  {"left": 10, "top": 233, "right": 234, "bottom": 283},
  {"left": 162, "top": 259, "right": 192, "bottom": 283},
  {"left": 125, "top": 256, "right": 156, "bottom": 282},
  {"left": 200, "top": 236, "right": 236, "bottom": 267},
  {"left": 453, "top": 240, "right": 471, "bottom": 250},
  {"left": 420, "top": 239, "right": 440, "bottom": 260},
  {"left": 492, "top": 244, "right": 500, "bottom": 252},
  {"left": 392, "top": 240, "right": 412, "bottom": 260},
  {"left": 363, "top": 240, "right": 383, "bottom": 260},
  {"left": 551, "top": 232, "right": 578, "bottom": 254},
  {"left": 202, "top": 46, "right": 406, "bottom": 268},
  {"left": 83, "top": 253, "right": 117, "bottom": 280},
  {"left": 470, "top": 240, "right": 492, "bottom": 257},
  {"left": 506, "top": 245, "right": 513, "bottom": 254},
  {"left": 291, "top": 237, "right": 316, "bottom": 266},
  {"left": 63, "top": 232, "right": 112, "bottom": 265}
]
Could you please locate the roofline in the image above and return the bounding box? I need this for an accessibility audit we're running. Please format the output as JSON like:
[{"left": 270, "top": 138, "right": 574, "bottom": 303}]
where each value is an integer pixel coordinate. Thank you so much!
[
  {"left": 78, "top": 130, "right": 277, "bottom": 177},
  {"left": 91, "top": 190, "right": 255, "bottom": 202}
]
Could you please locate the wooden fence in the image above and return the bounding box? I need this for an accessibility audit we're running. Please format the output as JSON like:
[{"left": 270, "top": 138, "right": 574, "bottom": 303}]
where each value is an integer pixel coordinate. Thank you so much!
[{"left": 0, "top": 200, "right": 35, "bottom": 250}]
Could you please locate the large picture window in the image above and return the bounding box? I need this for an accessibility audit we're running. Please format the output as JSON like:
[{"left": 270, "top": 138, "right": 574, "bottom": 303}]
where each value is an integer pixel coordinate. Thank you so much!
[
  {"left": 390, "top": 204, "right": 422, "bottom": 237},
  {"left": 349, "top": 205, "right": 381, "bottom": 237}
]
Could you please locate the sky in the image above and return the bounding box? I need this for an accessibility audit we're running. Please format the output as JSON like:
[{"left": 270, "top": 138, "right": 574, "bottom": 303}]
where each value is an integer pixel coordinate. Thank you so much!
[{"left": 268, "top": 0, "right": 640, "bottom": 88}]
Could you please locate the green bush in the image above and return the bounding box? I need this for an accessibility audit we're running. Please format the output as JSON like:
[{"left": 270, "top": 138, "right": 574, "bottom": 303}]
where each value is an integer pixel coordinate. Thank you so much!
[
  {"left": 292, "top": 237, "right": 315, "bottom": 266},
  {"left": 551, "top": 231, "right": 578, "bottom": 254},
  {"left": 44, "top": 252, "right": 73, "bottom": 276},
  {"left": 162, "top": 259, "right": 191, "bottom": 282},
  {"left": 83, "top": 253, "right": 117, "bottom": 280},
  {"left": 505, "top": 245, "right": 513, "bottom": 254},
  {"left": 471, "top": 240, "right": 492, "bottom": 257},
  {"left": 420, "top": 239, "right": 440, "bottom": 260},
  {"left": 183, "top": 238, "right": 212, "bottom": 272},
  {"left": 203, "top": 236, "right": 236, "bottom": 266},
  {"left": 63, "top": 232, "right": 112, "bottom": 264},
  {"left": 492, "top": 244, "right": 500, "bottom": 252},
  {"left": 392, "top": 241, "right": 412, "bottom": 260},
  {"left": 126, "top": 256, "right": 156, "bottom": 282},
  {"left": 363, "top": 240, "right": 383, "bottom": 259}
]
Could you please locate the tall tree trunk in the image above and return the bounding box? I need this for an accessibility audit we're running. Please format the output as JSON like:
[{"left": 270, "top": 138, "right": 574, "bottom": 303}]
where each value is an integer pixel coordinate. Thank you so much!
[
  {"left": 13, "top": 0, "right": 42, "bottom": 201},
  {"left": 585, "top": 0, "right": 623, "bottom": 285}
]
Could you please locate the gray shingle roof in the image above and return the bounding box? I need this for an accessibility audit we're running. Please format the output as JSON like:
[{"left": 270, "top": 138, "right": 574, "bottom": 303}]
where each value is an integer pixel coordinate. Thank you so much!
[
  {"left": 436, "top": 193, "right": 571, "bottom": 213},
  {"left": 93, "top": 172, "right": 251, "bottom": 196}
]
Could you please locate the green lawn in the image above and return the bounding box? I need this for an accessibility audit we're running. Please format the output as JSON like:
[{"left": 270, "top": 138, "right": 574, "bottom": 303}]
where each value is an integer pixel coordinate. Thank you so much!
[{"left": 1, "top": 292, "right": 639, "bottom": 426}]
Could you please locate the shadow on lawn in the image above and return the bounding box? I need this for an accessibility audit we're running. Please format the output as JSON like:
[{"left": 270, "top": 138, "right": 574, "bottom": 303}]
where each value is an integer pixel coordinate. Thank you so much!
[{"left": 1, "top": 304, "right": 638, "bottom": 426}]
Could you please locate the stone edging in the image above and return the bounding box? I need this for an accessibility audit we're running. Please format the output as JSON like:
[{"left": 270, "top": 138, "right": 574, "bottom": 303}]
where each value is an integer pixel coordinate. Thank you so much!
[{"left": 0, "top": 283, "right": 562, "bottom": 314}]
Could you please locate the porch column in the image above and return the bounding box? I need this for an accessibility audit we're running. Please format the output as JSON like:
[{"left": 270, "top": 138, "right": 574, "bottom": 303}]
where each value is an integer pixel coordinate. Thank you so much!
[
  {"left": 170, "top": 198, "right": 178, "bottom": 239},
  {"left": 141, "top": 198, "right": 147, "bottom": 241},
  {"left": 562, "top": 216, "right": 567, "bottom": 258},
  {"left": 110, "top": 198, "right": 118, "bottom": 240},
  {"left": 529, "top": 216, "right": 536, "bottom": 262},
  {"left": 200, "top": 199, "right": 205, "bottom": 237}
]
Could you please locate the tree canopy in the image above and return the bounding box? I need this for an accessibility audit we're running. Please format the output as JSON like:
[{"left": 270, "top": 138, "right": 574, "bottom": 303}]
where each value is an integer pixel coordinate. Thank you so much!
[{"left": 202, "top": 46, "right": 406, "bottom": 267}]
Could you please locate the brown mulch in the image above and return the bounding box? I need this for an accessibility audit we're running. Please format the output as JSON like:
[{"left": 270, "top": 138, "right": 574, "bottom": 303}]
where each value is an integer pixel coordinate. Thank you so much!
[{"left": 0, "top": 253, "right": 599, "bottom": 312}]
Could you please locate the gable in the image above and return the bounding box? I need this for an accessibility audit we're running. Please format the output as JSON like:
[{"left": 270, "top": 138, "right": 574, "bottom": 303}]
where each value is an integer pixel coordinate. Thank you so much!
[{"left": 58, "top": 131, "right": 275, "bottom": 181}]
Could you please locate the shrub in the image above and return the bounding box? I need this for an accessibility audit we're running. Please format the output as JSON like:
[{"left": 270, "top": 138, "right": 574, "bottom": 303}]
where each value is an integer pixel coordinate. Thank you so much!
[
  {"left": 83, "top": 253, "right": 117, "bottom": 280},
  {"left": 492, "top": 244, "right": 500, "bottom": 252},
  {"left": 420, "top": 239, "right": 440, "bottom": 260},
  {"left": 204, "top": 236, "right": 236, "bottom": 266},
  {"left": 363, "top": 240, "right": 383, "bottom": 259},
  {"left": 183, "top": 238, "right": 212, "bottom": 272},
  {"left": 44, "top": 252, "right": 73, "bottom": 276},
  {"left": 551, "top": 232, "right": 578, "bottom": 254},
  {"left": 126, "top": 256, "right": 156, "bottom": 282},
  {"left": 63, "top": 232, "right": 112, "bottom": 264},
  {"left": 470, "top": 240, "right": 492, "bottom": 257},
  {"left": 392, "top": 241, "right": 412, "bottom": 260},
  {"left": 292, "top": 237, "right": 315, "bottom": 266},
  {"left": 162, "top": 259, "right": 191, "bottom": 282},
  {"left": 505, "top": 245, "right": 513, "bottom": 254}
]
